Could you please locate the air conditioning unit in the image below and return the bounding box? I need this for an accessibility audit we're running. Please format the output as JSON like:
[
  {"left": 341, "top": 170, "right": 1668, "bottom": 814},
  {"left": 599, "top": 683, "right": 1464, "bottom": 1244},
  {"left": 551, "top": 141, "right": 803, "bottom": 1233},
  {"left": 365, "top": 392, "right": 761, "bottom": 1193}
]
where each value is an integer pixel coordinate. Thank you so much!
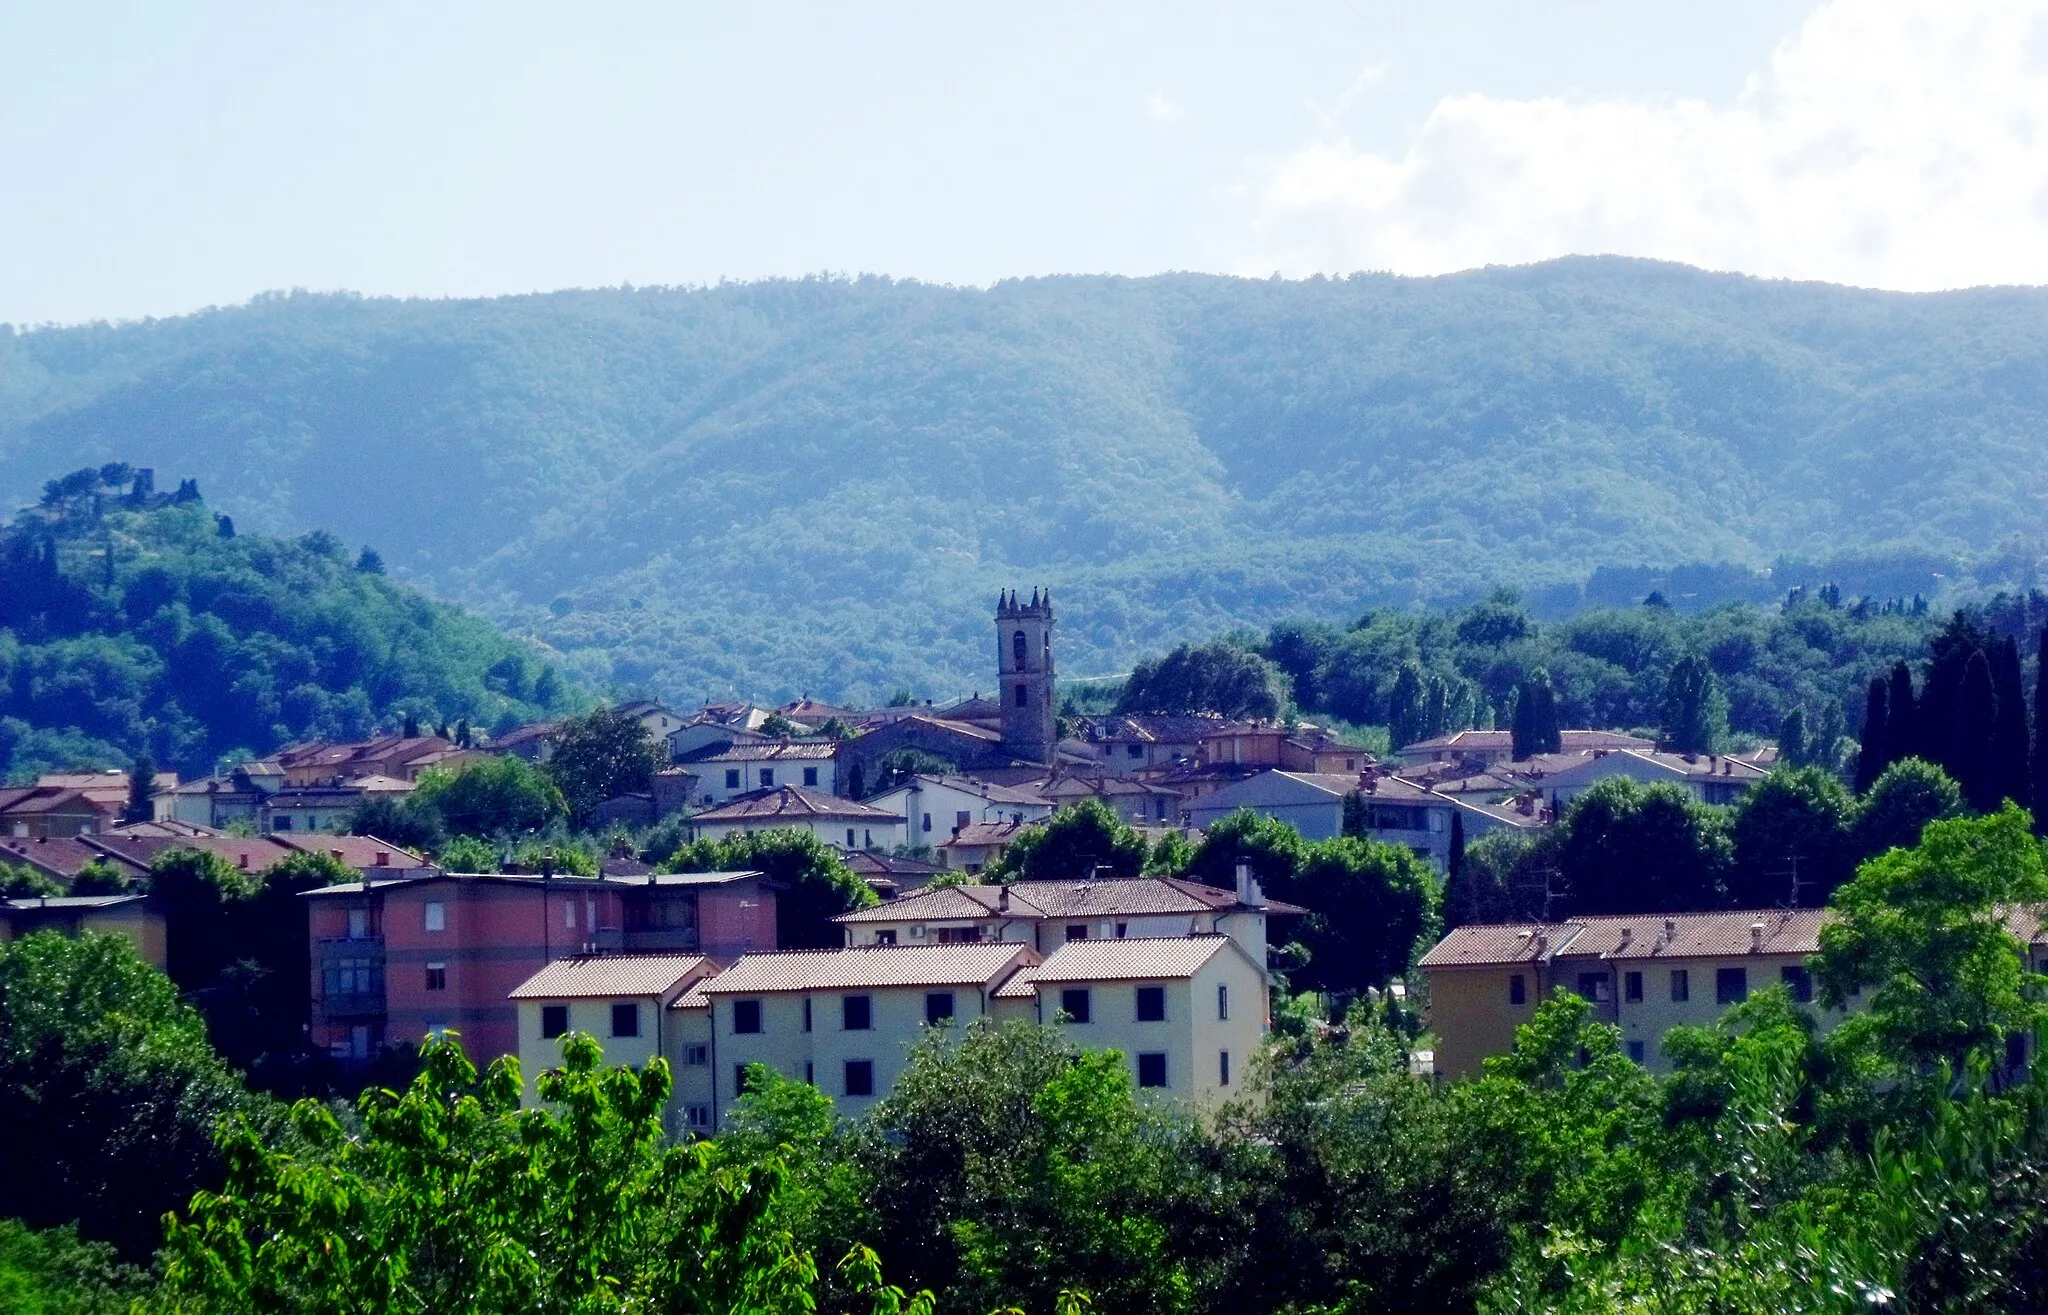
[{"left": 910, "top": 925, "right": 926, "bottom": 940}]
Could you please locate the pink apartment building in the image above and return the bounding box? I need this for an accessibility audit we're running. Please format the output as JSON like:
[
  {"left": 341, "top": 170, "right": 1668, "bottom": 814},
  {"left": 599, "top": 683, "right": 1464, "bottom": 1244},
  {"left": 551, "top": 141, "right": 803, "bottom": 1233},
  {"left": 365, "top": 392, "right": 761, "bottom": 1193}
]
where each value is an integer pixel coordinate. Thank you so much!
[{"left": 305, "top": 870, "right": 775, "bottom": 1063}]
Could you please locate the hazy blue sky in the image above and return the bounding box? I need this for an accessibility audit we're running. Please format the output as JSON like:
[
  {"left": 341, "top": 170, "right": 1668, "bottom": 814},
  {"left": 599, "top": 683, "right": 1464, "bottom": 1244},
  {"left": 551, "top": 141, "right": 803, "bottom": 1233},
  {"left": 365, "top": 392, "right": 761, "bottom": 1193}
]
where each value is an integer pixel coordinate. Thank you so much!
[{"left": 8, "top": 0, "right": 2046, "bottom": 324}]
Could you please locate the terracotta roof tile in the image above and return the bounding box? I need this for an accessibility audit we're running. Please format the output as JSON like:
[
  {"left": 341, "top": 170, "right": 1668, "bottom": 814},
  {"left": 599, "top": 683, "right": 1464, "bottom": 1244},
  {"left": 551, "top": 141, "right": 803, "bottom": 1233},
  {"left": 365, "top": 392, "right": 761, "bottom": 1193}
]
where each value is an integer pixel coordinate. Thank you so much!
[
  {"left": 698, "top": 942, "right": 1037, "bottom": 994},
  {"left": 691, "top": 786, "right": 903, "bottom": 823},
  {"left": 509, "top": 954, "right": 714, "bottom": 1000},
  {"left": 1026, "top": 934, "right": 1237, "bottom": 982}
]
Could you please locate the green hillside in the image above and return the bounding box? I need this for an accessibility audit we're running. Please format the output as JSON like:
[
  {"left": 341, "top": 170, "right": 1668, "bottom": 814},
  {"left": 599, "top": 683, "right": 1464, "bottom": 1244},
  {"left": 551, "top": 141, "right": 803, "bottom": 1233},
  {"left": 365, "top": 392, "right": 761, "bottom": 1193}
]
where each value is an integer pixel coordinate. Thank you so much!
[
  {"left": 0, "top": 467, "right": 579, "bottom": 781},
  {"left": 6, "top": 258, "right": 2048, "bottom": 703}
]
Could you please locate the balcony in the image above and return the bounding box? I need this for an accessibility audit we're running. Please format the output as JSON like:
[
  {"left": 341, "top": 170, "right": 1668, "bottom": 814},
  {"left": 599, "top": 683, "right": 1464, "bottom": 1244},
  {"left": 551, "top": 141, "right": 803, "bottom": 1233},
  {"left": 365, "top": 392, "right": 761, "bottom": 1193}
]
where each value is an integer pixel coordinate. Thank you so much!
[
  {"left": 622, "top": 928, "right": 701, "bottom": 953},
  {"left": 320, "top": 990, "right": 387, "bottom": 1020}
]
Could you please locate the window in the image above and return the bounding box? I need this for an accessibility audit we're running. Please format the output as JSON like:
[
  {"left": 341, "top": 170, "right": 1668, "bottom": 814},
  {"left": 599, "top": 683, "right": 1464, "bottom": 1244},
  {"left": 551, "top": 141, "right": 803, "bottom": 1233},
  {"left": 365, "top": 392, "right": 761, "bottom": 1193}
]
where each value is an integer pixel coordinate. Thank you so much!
[
  {"left": 802, "top": 999, "right": 813, "bottom": 1032},
  {"left": 956, "top": 810, "right": 972, "bottom": 831},
  {"left": 1127, "top": 744, "right": 1144, "bottom": 759},
  {"left": 1218, "top": 984, "right": 1229, "bottom": 1020},
  {"left": 1135, "top": 985, "right": 1166, "bottom": 1022},
  {"left": 273, "top": 815, "right": 293, "bottom": 831},
  {"left": 805, "top": 1061, "right": 814, "bottom": 1085},
  {"left": 843, "top": 995, "right": 872, "bottom": 1030},
  {"left": 347, "top": 907, "right": 369, "bottom": 939},
  {"left": 863, "top": 829, "right": 873, "bottom": 848},
  {"left": 732, "top": 999, "right": 762, "bottom": 1034},
  {"left": 686, "top": 1104, "right": 711, "bottom": 1129},
  {"left": 937, "top": 927, "right": 983, "bottom": 944},
  {"left": 1627, "top": 1040, "right": 1646, "bottom": 1064},
  {"left": 1137, "top": 1052, "right": 1168, "bottom": 1088},
  {"left": 1014, "top": 684, "right": 1028, "bottom": 708},
  {"left": 1066, "top": 924, "right": 1088, "bottom": 941},
  {"left": 565, "top": 901, "right": 577, "bottom": 929},
  {"left": 875, "top": 930, "right": 897, "bottom": 945},
  {"left": 1576, "top": 972, "right": 1610, "bottom": 1002},
  {"left": 759, "top": 768, "right": 774, "bottom": 789},
  {"left": 804, "top": 767, "right": 819, "bottom": 788},
  {"left": 1013, "top": 630, "right": 1027, "bottom": 664},
  {"left": 1509, "top": 974, "right": 1527, "bottom": 1006},
  {"left": 846, "top": 828, "right": 857, "bottom": 847},
  {"left": 1624, "top": 971, "right": 1643, "bottom": 1002},
  {"left": 611, "top": 1002, "right": 640, "bottom": 1037},
  {"left": 1060, "top": 987, "right": 1092, "bottom": 1023},
  {"left": 1780, "top": 965, "right": 1813, "bottom": 1003},
  {"left": 1116, "top": 922, "right": 1128, "bottom": 938},
  {"left": 541, "top": 1005, "right": 569, "bottom": 1039},
  {"left": 1716, "top": 967, "right": 1749, "bottom": 1005},
  {"left": 725, "top": 769, "right": 741, "bottom": 790},
  {"left": 926, "top": 991, "right": 956, "bottom": 1025},
  {"left": 1671, "top": 969, "right": 1691, "bottom": 1002},
  {"left": 682, "top": 1044, "right": 708, "bottom": 1066},
  {"left": 423, "top": 901, "right": 445, "bottom": 932},
  {"left": 425, "top": 963, "right": 446, "bottom": 991},
  {"left": 922, "top": 812, "right": 932, "bottom": 833},
  {"left": 844, "top": 1059, "right": 875, "bottom": 1097},
  {"left": 1219, "top": 1050, "right": 1232, "bottom": 1086}
]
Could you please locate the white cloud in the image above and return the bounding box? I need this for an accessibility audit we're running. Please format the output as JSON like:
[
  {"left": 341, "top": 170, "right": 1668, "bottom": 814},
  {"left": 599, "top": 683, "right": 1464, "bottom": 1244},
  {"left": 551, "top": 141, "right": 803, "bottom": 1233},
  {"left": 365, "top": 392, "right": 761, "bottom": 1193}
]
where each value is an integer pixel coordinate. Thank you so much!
[
  {"left": 1146, "top": 91, "right": 1187, "bottom": 125},
  {"left": 1251, "top": 0, "right": 2048, "bottom": 290}
]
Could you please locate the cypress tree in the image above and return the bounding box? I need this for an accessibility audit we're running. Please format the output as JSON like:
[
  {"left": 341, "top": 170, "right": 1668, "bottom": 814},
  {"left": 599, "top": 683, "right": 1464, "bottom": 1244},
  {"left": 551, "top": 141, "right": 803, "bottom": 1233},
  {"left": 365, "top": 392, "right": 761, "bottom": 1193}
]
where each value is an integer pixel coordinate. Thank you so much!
[
  {"left": 1959, "top": 650, "right": 2000, "bottom": 811},
  {"left": 2034, "top": 629, "right": 2048, "bottom": 834},
  {"left": 1779, "top": 706, "right": 1809, "bottom": 770},
  {"left": 1388, "top": 664, "right": 1427, "bottom": 751},
  {"left": 1854, "top": 678, "right": 1888, "bottom": 794},
  {"left": 1513, "top": 669, "right": 1562, "bottom": 758},
  {"left": 1448, "top": 809, "right": 1466, "bottom": 879},
  {"left": 1660, "top": 655, "right": 1728, "bottom": 754},
  {"left": 1341, "top": 790, "right": 1367, "bottom": 838},
  {"left": 1990, "top": 635, "right": 2031, "bottom": 808},
  {"left": 1888, "top": 661, "right": 1918, "bottom": 764}
]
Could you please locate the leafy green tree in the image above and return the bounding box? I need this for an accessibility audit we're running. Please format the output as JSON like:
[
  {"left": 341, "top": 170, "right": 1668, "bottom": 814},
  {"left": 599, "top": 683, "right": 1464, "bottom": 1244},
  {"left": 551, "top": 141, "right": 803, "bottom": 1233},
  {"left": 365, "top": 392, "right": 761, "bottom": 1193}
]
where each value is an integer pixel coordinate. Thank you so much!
[
  {"left": 1341, "top": 789, "right": 1367, "bottom": 838},
  {"left": 1116, "top": 641, "right": 1282, "bottom": 721},
  {"left": 1557, "top": 778, "right": 1732, "bottom": 915},
  {"left": 1817, "top": 804, "right": 2048, "bottom": 1076},
  {"left": 354, "top": 546, "right": 384, "bottom": 574},
  {"left": 410, "top": 755, "right": 568, "bottom": 837},
  {"left": 68, "top": 858, "right": 131, "bottom": 894},
  {"left": 668, "top": 828, "right": 875, "bottom": 948},
  {"left": 1659, "top": 654, "right": 1728, "bottom": 754},
  {"left": 0, "top": 859, "right": 63, "bottom": 897},
  {"left": 1183, "top": 806, "right": 1307, "bottom": 895},
  {"left": 0, "top": 1219, "right": 153, "bottom": 1315},
  {"left": 1728, "top": 767, "right": 1854, "bottom": 907},
  {"left": 146, "top": 846, "right": 259, "bottom": 991},
  {"left": 876, "top": 748, "right": 957, "bottom": 793},
  {"left": 437, "top": 833, "right": 498, "bottom": 873},
  {"left": 2035, "top": 627, "right": 2048, "bottom": 836},
  {"left": 1851, "top": 756, "right": 1963, "bottom": 860},
  {"left": 1272, "top": 837, "right": 1437, "bottom": 994},
  {"left": 1142, "top": 830, "right": 1194, "bottom": 875},
  {"left": 545, "top": 706, "right": 666, "bottom": 821},
  {"left": 983, "top": 799, "right": 1148, "bottom": 883},
  {"left": 159, "top": 1033, "right": 851, "bottom": 1315},
  {"left": 347, "top": 792, "right": 447, "bottom": 852},
  {"left": 856, "top": 1021, "right": 1199, "bottom": 1315},
  {"left": 0, "top": 931, "right": 253, "bottom": 1259},
  {"left": 1387, "top": 662, "right": 1428, "bottom": 751}
]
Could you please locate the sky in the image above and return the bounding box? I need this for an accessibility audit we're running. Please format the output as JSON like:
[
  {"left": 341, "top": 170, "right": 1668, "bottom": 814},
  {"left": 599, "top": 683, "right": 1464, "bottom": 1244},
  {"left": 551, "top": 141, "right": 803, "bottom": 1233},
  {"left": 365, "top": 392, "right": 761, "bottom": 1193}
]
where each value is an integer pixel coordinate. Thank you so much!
[{"left": 6, "top": 0, "right": 2048, "bottom": 325}]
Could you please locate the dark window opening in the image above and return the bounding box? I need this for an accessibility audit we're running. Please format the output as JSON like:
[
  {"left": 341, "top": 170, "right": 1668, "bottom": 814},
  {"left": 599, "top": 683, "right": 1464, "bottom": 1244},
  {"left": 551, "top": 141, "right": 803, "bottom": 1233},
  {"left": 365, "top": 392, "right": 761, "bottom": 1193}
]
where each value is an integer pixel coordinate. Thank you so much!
[
  {"left": 844, "top": 1059, "right": 875, "bottom": 1097},
  {"left": 1060, "top": 987, "right": 1091, "bottom": 1023},
  {"left": 1780, "top": 965, "right": 1813, "bottom": 1003},
  {"left": 733, "top": 999, "right": 762, "bottom": 1034},
  {"left": 925, "top": 991, "right": 956, "bottom": 1025},
  {"left": 1716, "top": 967, "right": 1748, "bottom": 1005},
  {"left": 1136, "top": 985, "right": 1166, "bottom": 1022},
  {"left": 611, "top": 1002, "right": 639, "bottom": 1037},
  {"left": 843, "top": 995, "right": 872, "bottom": 1030},
  {"left": 1624, "top": 971, "right": 1643, "bottom": 1002},
  {"left": 725, "top": 769, "right": 740, "bottom": 789},
  {"left": 541, "top": 1004, "right": 568, "bottom": 1039},
  {"left": 1137, "top": 1052, "right": 1168, "bottom": 1088},
  {"left": 1509, "top": 974, "right": 1526, "bottom": 1005},
  {"left": 1671, "top": 969, "right": 1690, "bottom": 1002}
]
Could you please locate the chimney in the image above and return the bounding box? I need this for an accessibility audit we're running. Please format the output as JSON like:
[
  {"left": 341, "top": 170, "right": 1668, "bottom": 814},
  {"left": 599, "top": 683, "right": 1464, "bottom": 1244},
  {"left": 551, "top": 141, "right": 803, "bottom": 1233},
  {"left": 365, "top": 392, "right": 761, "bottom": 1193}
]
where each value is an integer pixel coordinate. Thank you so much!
[
  {"left": 997, "top": 886, "right": 1011, "bottom": 912},
  {"left": 374, "top": 851, "right": 389, "bottom": 867},
  {"left": 330, "top": 849, "right": 344, "bottom": 861},
  {"left": 237, "top": 853, "right": 249, "bottom": 870},
  {"left": 1750, "top": 918, "right": 1767, "bottom": 951}
]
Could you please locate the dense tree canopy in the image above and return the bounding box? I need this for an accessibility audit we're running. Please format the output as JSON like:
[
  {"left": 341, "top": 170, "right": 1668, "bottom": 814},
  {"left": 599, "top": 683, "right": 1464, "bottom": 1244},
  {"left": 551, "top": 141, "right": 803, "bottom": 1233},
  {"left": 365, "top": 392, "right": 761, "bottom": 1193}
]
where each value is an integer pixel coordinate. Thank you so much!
[{"left": 0, "top": 472, "right": 577, "bottom": 780}]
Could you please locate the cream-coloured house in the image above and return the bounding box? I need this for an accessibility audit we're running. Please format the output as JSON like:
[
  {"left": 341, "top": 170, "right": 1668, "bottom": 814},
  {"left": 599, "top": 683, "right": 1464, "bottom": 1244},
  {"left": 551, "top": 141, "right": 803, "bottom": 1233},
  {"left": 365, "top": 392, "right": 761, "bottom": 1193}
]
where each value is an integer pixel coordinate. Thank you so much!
[
  {"left": 688, "top": 786, "right": 908, "bottom": 852},
  {"left": 994, "top": 934, "right": 1269, "bottom": 1110},
  {"left": 831, "top": 873, "right": 1298, "bottom": 969},
  {"left": 1421, "top": 909, "right": 1854, "bottom": 1079},
  {"left": 691, "top": 941, "right": 1040, "bottom": 1123},
  {"left": 509, "top": 954, "right": 720, "bottom": 1109}
]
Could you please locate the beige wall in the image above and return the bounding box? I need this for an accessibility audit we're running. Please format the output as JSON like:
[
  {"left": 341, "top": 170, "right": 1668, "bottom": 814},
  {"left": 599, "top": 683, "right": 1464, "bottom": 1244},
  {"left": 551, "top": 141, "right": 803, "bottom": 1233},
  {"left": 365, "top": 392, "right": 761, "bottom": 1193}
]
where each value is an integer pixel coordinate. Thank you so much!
[
  {"left": 663, "top": 1004, "right": 716, "bottom": 1137},
  {"left": 516, "top": 995, "right": 667, "bottom": 1106},
  {"left": 1038, "top": 951, "right": 1268, "bottom": 1112},
  {"left": 1428, "top": 953, "right": 1856, "bottom": 1080}
]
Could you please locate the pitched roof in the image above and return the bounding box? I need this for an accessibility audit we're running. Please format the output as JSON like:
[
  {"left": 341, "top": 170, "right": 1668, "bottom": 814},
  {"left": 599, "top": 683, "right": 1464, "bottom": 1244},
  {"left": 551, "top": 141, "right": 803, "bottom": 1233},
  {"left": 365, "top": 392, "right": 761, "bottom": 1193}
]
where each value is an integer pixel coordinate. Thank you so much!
[
  {"left": 1419, "top": 908, "right": 1830, "bottom": 969},
  {"left": 840, "top": 849, "right": 949, "bottom": 876},
  {"left": 691, "top": 786, "right": 903, "bottom": 823},
  {"left": 1401, "top": 729, "right": 1656, "bottom": 755},
  {"left": 939, "top": 820, "right": 1040, "bottom": 848},
  {"left": 833, "top": 876, "right": 1299, "bottom": 923},
  {"left": 272, "top": 835, "right": 429, "bottom": 870},
  {"left": 697, "top": 942, "right": 1037, "bottom": 994},
  {"left": 687, "top": 741, "right": 840, "bottom": 763},
  {"left": 875, "top": 774, "right": 1050, "bottom": 806},
  {"left": 1090, "top": 715, "right": 1243, "bottom": 743},
  {"left": 2, "top": 894, "right": 150, "bottom": 912},
  {"left": 509, "top": 954, "right": 714, "bottom": 1000},
  {"left": 1026, "top": 934, "right": 1237, "bottom": 983},
  {"left": 992, "top": 964, "right": 1042, "bottom": 999}
]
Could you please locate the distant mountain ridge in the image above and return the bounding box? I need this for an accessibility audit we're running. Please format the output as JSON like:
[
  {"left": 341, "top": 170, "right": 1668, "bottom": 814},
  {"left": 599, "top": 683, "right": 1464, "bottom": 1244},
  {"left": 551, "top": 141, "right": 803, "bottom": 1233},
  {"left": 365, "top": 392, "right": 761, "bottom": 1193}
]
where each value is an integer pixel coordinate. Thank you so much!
[{"left": 5, "top": 258, "right": 2047, "bottom": 704}]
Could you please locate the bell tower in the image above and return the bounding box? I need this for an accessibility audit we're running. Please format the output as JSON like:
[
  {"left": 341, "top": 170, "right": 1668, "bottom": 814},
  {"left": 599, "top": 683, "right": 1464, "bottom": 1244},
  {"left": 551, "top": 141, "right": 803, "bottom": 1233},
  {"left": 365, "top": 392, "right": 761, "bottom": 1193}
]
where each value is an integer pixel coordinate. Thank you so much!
[{"left": 996, "top": 587, "right": 1057, "bottom": 765}]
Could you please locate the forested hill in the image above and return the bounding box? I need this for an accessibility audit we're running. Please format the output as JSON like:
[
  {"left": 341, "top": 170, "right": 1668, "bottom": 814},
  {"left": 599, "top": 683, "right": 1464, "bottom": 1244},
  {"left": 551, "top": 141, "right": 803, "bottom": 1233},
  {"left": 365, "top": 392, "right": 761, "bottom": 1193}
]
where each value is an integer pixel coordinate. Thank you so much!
[
  {"left": 0, "top": 467, "right": 579, "bottom": 780},
  {"left": 6, "top": 258, "right": 2048, "bottom": 704}
]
